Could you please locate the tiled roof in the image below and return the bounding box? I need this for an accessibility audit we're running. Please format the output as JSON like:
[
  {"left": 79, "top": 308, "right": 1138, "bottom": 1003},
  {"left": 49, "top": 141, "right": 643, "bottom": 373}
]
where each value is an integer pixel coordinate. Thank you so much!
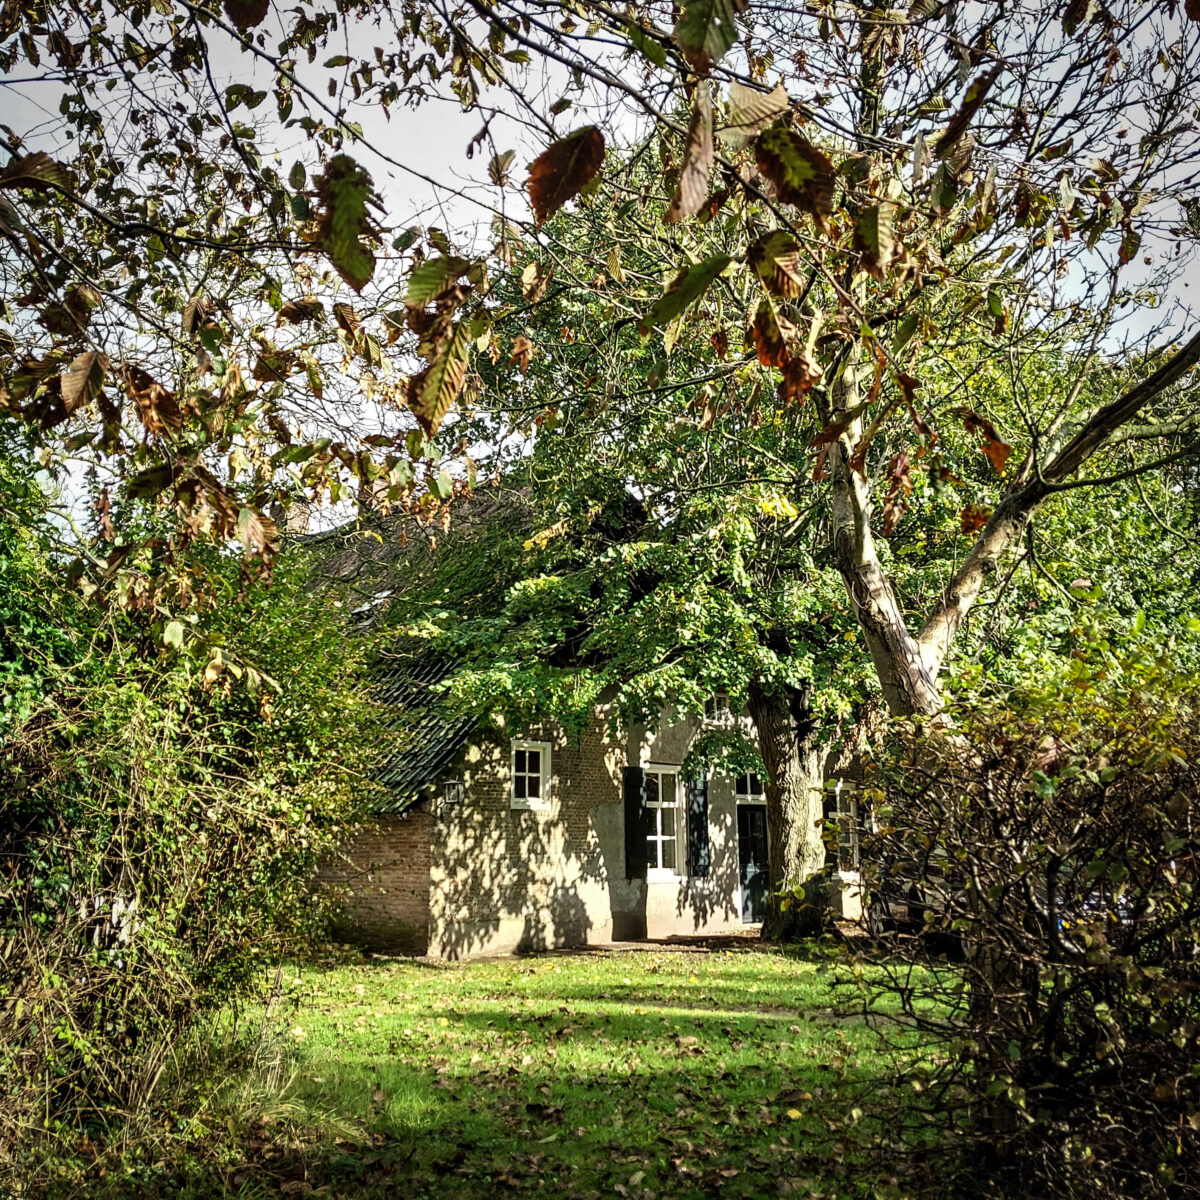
[{"left": 373, "top": 658, "right": 477, "bottom": 813}]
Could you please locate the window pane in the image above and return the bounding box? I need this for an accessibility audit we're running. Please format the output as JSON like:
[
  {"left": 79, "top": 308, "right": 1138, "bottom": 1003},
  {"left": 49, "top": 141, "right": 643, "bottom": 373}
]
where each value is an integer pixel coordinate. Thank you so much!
[
  {"left": 661, "top": 838, "right": 676, "bottom": 870},
  {"left": 750, "top": 773, "right": 762, "bottom": 796},
  {"left": 527, "top": 749, "right": 540, "bottom": 772},
  {"left": 645, "top": 774, "right": 660, "bottom": 804},
  {"left": 515, "top": 749, "right": 526, "bottom": 772},
  {"left": 528, "top": 775, "right": 540, "bottom": 798},
  {"left": 735, "top": 773, "right": 748, "bottom": 796},
  {"left": 661, "top": 808, "right": 676, "bottom": 838},
  {"left": 514, "top": 775, "right": 526, "bottom": 799}
]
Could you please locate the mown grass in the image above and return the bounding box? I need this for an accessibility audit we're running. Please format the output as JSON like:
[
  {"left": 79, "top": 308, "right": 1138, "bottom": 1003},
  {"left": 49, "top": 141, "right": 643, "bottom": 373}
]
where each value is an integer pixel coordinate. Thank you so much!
[{"left": 45, "top": 944, "right": 935, "bottom": 1200}]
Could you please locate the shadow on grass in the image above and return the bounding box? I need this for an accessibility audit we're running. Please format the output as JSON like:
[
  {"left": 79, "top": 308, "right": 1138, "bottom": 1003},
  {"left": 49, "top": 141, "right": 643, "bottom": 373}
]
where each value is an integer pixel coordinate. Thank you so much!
[{"left": 58, "top": 1021, "right": 887, "bottom": 1198}]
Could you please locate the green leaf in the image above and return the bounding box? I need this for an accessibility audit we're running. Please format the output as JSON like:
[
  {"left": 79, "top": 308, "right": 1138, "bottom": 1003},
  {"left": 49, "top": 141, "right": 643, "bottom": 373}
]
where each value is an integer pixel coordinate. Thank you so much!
[
  {"left": 853, "top": 202, "right": 897, "bottom": 279},
  {"left": 673, "top": 0, "right": 745, "bottom": 73},
  {"left": 410, "top": 321, "right": 472, "bottom": 436},
  {"left": 429, "top": 469, "right": 454, "bottom": 500},
  {"left": 315, "top": 155, "right": 377, "bottom": 293},
  {"left": 288, "top": 161, "right": 306, "bottom": 190},
  {"left": 637, "top": 255, "right": 731, "bottom": 337},
  {"left": 627, "top": 25, "right": 668, "bottom": 68},
  {"left": 163, "top": 620, "right": 185, "bottom": 650},
  {"left": 407, "top": 256, "right": 471, "bottom": 306}
]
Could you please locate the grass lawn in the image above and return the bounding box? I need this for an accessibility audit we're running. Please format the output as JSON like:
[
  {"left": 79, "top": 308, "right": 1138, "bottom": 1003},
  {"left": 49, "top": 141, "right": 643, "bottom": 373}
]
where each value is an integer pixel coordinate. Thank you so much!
[{"left": 65, "top": 944, "right": 930, "bottom": 1200}]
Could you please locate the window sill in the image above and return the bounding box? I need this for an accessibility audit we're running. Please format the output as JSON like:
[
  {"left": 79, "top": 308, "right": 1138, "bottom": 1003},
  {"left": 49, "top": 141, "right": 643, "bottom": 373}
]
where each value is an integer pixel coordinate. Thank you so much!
[{"left": 646, "top": 868, "right": 684, "bottom": 882}]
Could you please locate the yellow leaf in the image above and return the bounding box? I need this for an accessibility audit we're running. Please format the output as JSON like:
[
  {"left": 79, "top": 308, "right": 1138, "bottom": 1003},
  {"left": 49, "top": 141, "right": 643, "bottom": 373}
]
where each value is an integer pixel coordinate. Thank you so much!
[{"left": 786, "top": 1107, "right": 802, "bottom": 1120}]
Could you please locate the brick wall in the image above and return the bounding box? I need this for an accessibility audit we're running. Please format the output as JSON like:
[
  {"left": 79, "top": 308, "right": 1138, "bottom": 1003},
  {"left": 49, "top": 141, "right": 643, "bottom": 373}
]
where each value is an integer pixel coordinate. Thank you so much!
[{"left": 319, "top": 807, "right": 432, "bottom": 953}]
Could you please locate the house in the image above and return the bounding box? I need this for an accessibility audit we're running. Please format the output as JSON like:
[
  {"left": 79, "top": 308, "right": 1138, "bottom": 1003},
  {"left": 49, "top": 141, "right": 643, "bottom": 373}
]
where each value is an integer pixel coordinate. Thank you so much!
[
  {"left": 319, "top": 672, "right": 864, "bottom": 958},
  {"left": 312, "top": 500, "right": 863, "bottom": 959}
]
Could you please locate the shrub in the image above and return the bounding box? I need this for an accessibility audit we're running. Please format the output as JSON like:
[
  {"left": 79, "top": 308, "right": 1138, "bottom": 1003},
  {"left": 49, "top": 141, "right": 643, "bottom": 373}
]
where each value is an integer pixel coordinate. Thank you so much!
[
  {"left": 855, "top": 631, "right": 1200, "bottom": 1197},
  {"left": 0, "top": 475, "right": 385, "bottom": 1181}
]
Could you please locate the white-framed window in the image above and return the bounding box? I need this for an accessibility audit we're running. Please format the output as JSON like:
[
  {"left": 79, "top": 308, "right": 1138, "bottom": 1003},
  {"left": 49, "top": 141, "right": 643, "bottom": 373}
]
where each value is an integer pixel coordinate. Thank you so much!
[
  {"left": 645, "top": 768, "right": 682, "bottom": 874},
  {"left": 824, "top": 780, "right": 861, "bottom": 874},
  {"left": 735, "top": 772, "right": 766, "bottom": 802},
  {"left": 511, "top": 740, "right": 551, "bottom": 811},
  {"left": 704, "top": 690, "right": 732, "bottom": 721}
]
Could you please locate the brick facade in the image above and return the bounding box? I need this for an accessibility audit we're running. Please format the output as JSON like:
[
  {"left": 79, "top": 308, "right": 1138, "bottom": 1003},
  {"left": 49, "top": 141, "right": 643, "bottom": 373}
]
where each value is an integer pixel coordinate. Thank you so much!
[{"left": 320, "top": 808, "right": 432, "bottom": 953}]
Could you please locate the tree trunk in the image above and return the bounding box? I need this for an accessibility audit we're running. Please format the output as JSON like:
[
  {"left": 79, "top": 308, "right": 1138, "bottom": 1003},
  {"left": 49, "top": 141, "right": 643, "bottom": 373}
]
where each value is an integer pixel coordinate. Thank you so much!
[{"left": 747, "top": 680, "right": 828, "bottom": 940}]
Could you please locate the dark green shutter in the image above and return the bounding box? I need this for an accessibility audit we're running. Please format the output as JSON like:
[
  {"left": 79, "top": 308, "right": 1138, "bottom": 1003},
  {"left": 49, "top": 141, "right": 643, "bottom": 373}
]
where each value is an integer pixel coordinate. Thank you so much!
[
  {"left": 687, "top": 774, "right": 710, "bottom": 877},
  {"left": 623, "top": 765, "right": 647, "bottom": 879}
]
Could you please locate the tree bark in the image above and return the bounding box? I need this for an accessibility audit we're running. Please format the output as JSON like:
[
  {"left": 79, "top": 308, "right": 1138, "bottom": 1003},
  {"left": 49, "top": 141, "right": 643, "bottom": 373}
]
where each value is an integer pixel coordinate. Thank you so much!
[{"left": 747, "top": 679, "right": 827, "bottom": 940}]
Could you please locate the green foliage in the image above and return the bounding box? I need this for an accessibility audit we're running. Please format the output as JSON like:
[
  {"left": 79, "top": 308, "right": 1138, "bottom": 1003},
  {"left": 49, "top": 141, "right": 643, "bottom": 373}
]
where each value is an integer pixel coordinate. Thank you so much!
[
  {"left": 856, "top": 622, "right": 1200, "bottom": 1197},
  {"left": 0, "top": 477, "right": 383, "bottom": 1175}
]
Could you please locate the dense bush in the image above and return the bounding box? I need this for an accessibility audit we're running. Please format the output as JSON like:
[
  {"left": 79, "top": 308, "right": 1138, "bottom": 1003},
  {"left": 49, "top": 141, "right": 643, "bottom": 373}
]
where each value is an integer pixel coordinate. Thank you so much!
[
  {"left": 855, "top": 628, "right": 1200, "bottom": 1198},
  {"left": 0, "top": 462, "right": 384, "bottom": 1182}
]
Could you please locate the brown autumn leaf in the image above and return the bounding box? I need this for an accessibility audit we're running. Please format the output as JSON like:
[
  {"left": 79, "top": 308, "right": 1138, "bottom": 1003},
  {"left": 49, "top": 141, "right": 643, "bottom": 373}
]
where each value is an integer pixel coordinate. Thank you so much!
[
  {"left": 61, "top": 350, "right": 109, "bottom": 412},
  {"left": 223, "top": 0, "right": 270, "bottom": 30},
  {"left": 747, "top": 231, "right": 807, "bottom": 297},
  {"left": 509, "top": 335, "right": 534, "bottom": 374},
  {"left": 667, "top": 83, "right": 714, "bottom": 224},
  {"left": 237, "top": 506, "right": 280, "bottom": 557},
  {"left": 747, "top": 297, "right": 795, "bottom": 368},
  {"left": 961, "top": 409, "right": 1012, "bottom": 473},
  {"left": 778, "top": 351, "right": 821, "bottom": 404},
  {"left": 710, "top": 329, "right": 729, "bottom": 360},
  {"left": 880, "top": 451, "right": 913, "bottom": 535},
  {"left": 527, "top": 126, "right": 605, "bottom": 227},
  {"left": 721, "top": 80, "right": 790, "bottom": 151},
  {"left": 278, "top": 297, "right": 325, "bottom": 326},
  {"left": 123, "top": 364, "right": 181, "bottom": 435},
  {"left": 754, "top": 124, "right": 835, "bottom": 224},
  {"left": 333, "top": 302, "right": 361, "bottom": 335},
  {"left": 960, "top": 504, "right": 992, "bottom": 535},
  {"left": 934, "top": 66, "right": 1003, "bottom": 160},
  {"left": 181, "top": 293, "right": 213, "bottom": 340}
]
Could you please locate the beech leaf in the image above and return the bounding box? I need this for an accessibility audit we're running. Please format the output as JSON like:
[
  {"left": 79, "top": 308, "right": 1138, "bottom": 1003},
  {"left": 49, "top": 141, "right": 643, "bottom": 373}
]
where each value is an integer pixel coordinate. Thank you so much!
[
  {"left": 637, "top": 254, "right": 732, "bottom": 337},
  {"left": 666, "top": 83, "right": 714, "bottom": 224},
  {"left": 0, "top": 151, "right": 70, "bottom": 192},
  {"left": 278, "top": 297, "right": 325, "bottom": 326},
  {"left": 315, "top": 155, "right": 377, "bottom": 293},
  {"left": 747, "top": 231, "right": 807, "bottom": 297},
  {"left": 223, "top": 0, "right": 270, "bottom": 30},
  {"left": 123, "top": 364, "right": 181, "bottom": 435},
  {"left": 754, "top": 125, "right": 835, "bottom": 224},
  {"left": 747, "top": 296, "right": 796, "bottom": 368},
  {"left": 853, "top": 202, "right": 898, "bottom": 279},
  {"left": 934, "top": 66, "right": 1002, "bottom": 160},
  {"left": 61, "top": 351, "right": 109, "bottom": 412},
  {"left": 236, "top": 506, "right": 280, "bottom": 556},
  {"left": 527, "top": 127, "right": 605, "bottom": 227},
  {"left": 406, "top": 256, "right": 471, "bottom": 306},
  {"left": 410, "top": 321, "right": 472, "bottom": 436},
  {"left": 721, "top": 81, "right": 790, "bottom": 150},
  {"left": 673, "top": 0, "right": 747, "bottom": 74}
]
